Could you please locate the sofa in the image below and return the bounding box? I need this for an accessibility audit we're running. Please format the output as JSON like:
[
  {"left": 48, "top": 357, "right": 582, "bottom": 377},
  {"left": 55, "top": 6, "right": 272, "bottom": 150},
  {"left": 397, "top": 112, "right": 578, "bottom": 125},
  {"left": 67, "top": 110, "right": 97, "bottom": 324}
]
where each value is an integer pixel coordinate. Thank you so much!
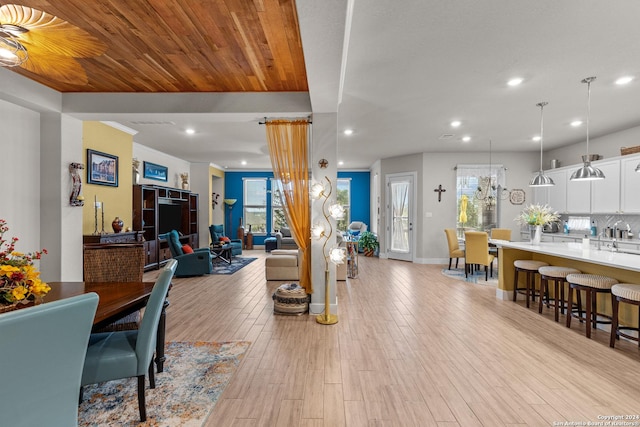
[
  {"left": 209, "top": 224, "right": 242, "bottom": 256},
  {"left": 275, "top": 227, "right": 298, "bottom": 250}
]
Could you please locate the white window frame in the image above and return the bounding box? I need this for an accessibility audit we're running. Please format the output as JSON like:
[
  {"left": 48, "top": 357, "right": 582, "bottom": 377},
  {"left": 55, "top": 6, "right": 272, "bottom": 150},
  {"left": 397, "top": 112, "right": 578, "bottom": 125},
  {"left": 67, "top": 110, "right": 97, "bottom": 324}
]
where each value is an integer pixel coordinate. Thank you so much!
[{"left": 243, "top": 178, "right": 267, "bottom": 234}]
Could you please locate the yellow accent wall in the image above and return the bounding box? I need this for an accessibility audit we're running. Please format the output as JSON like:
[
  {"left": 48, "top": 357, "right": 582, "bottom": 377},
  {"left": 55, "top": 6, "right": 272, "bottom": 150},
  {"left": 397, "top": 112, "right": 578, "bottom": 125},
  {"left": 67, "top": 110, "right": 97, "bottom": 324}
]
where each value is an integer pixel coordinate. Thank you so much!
[{"left": 82, "top": 122, "right": 134, "bottom": 235}]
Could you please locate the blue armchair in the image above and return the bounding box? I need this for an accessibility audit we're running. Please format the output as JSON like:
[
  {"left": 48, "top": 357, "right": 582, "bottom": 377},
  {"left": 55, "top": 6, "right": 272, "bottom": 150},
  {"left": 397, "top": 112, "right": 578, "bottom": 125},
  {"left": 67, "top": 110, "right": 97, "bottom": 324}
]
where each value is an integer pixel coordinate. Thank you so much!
[
  {"left": 161, "top": 230, "right": 212, "bottom": 277},
  {"left": 209, "top": 224, "right": 242, "bottom": 256}
]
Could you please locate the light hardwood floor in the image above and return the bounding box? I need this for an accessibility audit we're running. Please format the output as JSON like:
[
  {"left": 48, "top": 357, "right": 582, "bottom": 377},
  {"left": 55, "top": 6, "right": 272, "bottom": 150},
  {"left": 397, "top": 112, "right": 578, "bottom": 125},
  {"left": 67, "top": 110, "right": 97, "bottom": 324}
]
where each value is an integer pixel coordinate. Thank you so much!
[{"left": 147, "top": 250, "right": 640, "bottom": 426}]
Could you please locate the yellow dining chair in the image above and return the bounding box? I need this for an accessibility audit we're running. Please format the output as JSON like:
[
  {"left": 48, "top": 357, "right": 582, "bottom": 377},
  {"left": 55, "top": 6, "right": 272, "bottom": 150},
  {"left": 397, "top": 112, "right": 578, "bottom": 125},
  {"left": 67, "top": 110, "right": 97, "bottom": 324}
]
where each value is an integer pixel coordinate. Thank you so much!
[
  {"left": 444, "top": 228, "right": 464, "bottom": 270},
  {"left": 490, "top": 228, "right": 512, "bottom": 241},
  {"left": 489, "top": 228, "right": 511, "bottom": 258},
  {"left": 464, "top": 231, "right": 495, "bottom": 281}
]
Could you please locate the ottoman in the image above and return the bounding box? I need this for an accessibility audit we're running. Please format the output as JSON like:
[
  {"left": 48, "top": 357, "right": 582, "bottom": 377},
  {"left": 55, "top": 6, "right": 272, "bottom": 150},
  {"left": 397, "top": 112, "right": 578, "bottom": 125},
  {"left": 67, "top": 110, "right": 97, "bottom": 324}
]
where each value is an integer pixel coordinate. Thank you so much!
[
  {"left": 265, "top": 249, "right": 300, "bottom": 281},
  {"left": 264, "top": 237, "right": 277, "bottom": 252},
  {"left": 272, "top": 283, "right": 310, "bottom": 315}
]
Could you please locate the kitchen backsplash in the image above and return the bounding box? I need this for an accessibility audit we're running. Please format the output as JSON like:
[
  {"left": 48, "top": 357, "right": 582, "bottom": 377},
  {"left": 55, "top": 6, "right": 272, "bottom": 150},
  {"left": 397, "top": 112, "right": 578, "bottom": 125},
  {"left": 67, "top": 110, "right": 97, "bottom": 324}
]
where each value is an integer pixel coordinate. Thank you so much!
[{"left": 558, "top": 213, "right": 640, "bottom": 239}]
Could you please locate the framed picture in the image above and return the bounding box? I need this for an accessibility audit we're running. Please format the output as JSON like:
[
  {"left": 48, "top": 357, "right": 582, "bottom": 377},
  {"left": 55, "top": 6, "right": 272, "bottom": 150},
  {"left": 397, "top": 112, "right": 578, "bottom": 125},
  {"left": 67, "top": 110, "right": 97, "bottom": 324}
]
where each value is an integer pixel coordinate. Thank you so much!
[
  {"left": 87, "top": 149, "right": 118, "bottom": 187},
  {"left": 509, "top": 189, "right": 526, "bottom": 205},
  {"left": 143, "top": 161, "right": 168, "bottom": 182}
]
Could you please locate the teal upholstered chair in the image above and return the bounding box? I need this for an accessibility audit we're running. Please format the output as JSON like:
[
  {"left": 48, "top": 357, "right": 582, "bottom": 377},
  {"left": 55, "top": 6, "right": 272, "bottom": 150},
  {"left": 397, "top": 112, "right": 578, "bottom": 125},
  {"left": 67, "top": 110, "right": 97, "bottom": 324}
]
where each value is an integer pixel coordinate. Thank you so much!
[
  {"left": 81, "top": 259, "right": 177, "bottom": 422},
  {"left": 0, "top": 293, "right": 99, "bottom": 427},
  {"left": 209, "top": 224, "right": 242, "bottom": 256},
  {"left": 161, "top": 230, "right": 212, "bottom": 277}
]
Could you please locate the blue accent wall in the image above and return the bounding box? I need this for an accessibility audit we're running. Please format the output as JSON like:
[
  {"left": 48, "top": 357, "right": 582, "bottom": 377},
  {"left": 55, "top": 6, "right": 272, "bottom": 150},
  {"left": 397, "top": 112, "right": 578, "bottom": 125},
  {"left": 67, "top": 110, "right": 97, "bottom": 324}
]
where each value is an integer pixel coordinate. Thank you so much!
[
  {"left": 339, "top": 171, "right": 370, "bottom": 228},
  {"left": 225, "top": 170, "right": 370, "bottom": 245}
]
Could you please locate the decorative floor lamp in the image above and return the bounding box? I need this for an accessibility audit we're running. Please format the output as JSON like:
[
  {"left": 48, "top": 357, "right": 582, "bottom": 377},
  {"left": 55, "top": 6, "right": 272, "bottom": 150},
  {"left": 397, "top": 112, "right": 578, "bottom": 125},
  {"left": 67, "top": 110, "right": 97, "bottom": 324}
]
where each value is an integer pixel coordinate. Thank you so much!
[
  {"left": 311, "top": 176, "right": 346, "bottom": 325},
  {"left": 224, "top": 198, "right": 237, "bottom": 233}
]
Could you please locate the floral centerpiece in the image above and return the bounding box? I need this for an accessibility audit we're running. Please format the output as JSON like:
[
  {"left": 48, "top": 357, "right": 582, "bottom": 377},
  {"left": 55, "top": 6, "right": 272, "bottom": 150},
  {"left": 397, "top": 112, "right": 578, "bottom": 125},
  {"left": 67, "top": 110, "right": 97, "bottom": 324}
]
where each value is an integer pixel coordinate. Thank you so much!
[
  {"left": 515, "top": 203, "right": 560, "bottom": 226},
  {"left": 0, "top": 219, "right": 49, "bottom": 307},
  {"left": 515, "top": 204, "right": 560, "bottom": 245}
]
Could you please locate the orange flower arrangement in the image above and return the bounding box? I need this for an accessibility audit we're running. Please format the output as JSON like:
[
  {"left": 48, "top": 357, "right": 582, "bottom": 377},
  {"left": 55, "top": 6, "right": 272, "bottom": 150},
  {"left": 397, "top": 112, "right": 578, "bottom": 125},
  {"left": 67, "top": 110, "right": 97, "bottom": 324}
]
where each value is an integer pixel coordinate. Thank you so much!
[{"left": 0, "top": 219, "right": 49, "bottom": 306}]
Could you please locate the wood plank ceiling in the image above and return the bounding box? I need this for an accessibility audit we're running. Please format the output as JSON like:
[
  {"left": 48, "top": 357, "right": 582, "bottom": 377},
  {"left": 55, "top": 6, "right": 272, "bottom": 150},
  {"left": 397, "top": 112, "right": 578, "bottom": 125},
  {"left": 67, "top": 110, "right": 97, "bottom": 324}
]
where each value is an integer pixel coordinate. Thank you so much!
[{"left": 5, "top": 0, "right": 308, "bottom": 92}]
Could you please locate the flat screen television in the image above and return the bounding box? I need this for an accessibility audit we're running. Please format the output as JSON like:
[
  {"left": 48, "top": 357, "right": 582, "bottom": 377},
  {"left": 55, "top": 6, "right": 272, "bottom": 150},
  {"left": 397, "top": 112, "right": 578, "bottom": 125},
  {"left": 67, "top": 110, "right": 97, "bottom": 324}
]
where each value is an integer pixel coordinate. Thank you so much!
[{"left": 158, "top": 203, "right": 183, "bottom": 235}]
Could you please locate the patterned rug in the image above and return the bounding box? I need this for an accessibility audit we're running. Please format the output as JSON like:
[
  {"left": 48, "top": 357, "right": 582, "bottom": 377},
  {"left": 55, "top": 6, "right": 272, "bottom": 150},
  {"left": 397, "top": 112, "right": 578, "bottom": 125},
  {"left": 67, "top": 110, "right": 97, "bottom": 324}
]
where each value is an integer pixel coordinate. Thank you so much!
[
  {"left": 211, "top": 257, "right": 256, "bottom": 274},
  {"left": 441, "top": 266, "right": 498, "bottom": 286},
  {"left": 78, "top": 341, "right": 250, "bottom": 427}
]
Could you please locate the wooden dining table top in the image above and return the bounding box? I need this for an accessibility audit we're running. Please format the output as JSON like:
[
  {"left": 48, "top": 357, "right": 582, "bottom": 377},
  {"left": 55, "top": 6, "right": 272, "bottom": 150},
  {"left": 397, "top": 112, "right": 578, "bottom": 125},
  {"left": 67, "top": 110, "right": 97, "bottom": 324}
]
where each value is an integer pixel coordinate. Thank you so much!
[{"left": 46, "top": 281, "right": 155, "bottom": 329}]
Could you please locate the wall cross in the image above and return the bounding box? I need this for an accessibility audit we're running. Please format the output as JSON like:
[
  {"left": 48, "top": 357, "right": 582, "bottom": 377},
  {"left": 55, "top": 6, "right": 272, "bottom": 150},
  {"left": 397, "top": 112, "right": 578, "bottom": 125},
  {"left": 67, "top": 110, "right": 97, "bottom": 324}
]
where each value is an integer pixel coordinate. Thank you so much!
[{"left": 434, "top": 184, "right": 446, "bottom": 202}]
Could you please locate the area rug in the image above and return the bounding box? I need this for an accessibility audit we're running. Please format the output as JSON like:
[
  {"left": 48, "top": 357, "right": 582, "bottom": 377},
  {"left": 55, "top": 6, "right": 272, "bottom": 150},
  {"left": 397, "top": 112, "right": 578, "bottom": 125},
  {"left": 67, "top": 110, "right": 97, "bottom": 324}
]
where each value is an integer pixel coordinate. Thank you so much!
[
  {"left": 442, "top": 266, "right": 498, "bottom": 286},
  {"left": 78, "top": 341, "right": 251, "bottom": 427},
  {"left": 212, "top": 257, "right": 256, "bottom": 274}
]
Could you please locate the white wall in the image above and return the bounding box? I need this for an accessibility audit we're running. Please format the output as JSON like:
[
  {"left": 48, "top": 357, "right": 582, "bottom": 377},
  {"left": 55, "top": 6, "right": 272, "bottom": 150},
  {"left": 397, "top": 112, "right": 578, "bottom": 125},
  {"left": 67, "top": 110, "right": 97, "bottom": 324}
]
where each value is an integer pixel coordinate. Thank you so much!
[
  {"left": 133, "top": 143, "right": 191, "bottom": 189},
  {"left": 545, "top": 125, "right": 640, "bottom": 168},
  {"left": 0, "top": 99, "right": 41, "bottom": 257}
]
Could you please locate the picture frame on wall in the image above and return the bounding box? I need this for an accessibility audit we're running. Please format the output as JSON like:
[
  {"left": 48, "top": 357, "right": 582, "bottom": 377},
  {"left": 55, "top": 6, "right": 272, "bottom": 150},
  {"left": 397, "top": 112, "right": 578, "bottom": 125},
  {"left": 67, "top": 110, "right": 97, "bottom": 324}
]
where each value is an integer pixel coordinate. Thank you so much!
[
  {"left": 87, "top": 149, "right": 118, "bottom": 187},
  {"left": 143, "top": 161, "right": 168, "bottom": 182}
]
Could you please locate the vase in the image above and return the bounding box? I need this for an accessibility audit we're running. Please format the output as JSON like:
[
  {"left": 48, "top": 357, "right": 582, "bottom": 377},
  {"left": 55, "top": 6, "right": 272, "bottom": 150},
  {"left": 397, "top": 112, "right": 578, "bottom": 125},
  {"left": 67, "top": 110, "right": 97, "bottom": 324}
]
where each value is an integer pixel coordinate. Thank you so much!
[
  {"left": 112, "top": 217, "right": 124, "bottom": 233},
  {"left": 530, "top": 225, "right": 542, "bottom": 245}
]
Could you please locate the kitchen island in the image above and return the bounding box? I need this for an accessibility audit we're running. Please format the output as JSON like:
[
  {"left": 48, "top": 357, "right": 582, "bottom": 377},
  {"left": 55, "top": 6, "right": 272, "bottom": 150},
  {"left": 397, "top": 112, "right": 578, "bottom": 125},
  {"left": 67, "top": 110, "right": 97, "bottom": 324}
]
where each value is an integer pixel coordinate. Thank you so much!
[{"left": 493, "top": 240, "right": 640, "bottom": 327}]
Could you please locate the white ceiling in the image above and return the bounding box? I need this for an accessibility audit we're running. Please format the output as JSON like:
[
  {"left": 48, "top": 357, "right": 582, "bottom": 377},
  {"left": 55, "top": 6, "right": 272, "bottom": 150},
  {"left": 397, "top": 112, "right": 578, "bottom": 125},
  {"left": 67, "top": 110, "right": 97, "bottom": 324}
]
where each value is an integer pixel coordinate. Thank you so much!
[{"left": 66, "top": 0, "right": 640, "bottom": 170}]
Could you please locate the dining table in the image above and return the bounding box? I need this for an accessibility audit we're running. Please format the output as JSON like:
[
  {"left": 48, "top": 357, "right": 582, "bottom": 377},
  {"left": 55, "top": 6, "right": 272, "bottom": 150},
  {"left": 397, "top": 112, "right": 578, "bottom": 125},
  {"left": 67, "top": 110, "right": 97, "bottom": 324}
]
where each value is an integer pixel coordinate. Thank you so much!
[{"left": 45, "top": 281, "right": 170, "bottom": 373}]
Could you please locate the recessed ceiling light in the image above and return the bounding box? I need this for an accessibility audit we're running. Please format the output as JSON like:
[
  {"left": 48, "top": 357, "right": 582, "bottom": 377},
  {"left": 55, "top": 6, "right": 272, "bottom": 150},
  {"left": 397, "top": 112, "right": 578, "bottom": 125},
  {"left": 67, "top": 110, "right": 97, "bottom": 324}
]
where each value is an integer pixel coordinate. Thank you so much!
[
  {"left": 185, "top": 128, "right": 195, "bottom": 135},
  {"left": 570, "top": 120, "right": 583, "bottom": 127},
  {"left": 616, "top": 76, "right": 633, "bottom": 85},
  {"left": 338, "top": 161, "right": 344, "bottom": 166},
  {"left": 462, "top": 136, "right": 471, "bottom": 142},
  {"left": 507, "top": 77, "right": 523, "bottom": 86},
  {"left": 344, "top": 129, "right": 353, "bottom": 135},
  {"left": 241, "top": 160, "right": 247, "bottom": 166},
  {"left": 532, "top": 136, "right": 541, "bottom": 142},
  {"left": 450, "top": 120, "right": 461, "bottom": 128}
]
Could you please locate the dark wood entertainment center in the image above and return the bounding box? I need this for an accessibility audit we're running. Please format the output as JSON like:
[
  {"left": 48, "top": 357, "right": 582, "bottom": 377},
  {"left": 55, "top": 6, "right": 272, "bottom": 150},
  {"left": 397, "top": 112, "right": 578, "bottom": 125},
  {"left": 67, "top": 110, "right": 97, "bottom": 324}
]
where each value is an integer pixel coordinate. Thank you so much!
[{"left": 132, "top": 184, "right": 199, "bottom": 270}]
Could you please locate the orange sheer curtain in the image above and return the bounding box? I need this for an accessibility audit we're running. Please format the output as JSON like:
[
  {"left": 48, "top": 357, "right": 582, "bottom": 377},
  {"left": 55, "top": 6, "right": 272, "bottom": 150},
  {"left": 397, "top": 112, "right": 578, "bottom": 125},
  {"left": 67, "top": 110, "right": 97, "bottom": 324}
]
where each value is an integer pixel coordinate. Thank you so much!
[{"left": 265, "top": 119, "right": 312, "bottom": 293}]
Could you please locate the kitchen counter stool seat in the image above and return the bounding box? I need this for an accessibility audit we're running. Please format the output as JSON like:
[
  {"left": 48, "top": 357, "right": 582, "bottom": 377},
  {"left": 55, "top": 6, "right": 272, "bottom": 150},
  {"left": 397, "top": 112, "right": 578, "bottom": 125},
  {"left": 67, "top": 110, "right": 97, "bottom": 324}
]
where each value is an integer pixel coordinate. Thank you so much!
[
  {"left": 513, "top": 260, "right": 549, "bottom": 308},
  {"left": 609, "top": 283, "right": 640, "bottom": 348},
  {"left": 538, "top": 266, "right": 582, "bottom": 322},
  {"left": 566, "top": 273, "right": 618, "bottom": 339}
]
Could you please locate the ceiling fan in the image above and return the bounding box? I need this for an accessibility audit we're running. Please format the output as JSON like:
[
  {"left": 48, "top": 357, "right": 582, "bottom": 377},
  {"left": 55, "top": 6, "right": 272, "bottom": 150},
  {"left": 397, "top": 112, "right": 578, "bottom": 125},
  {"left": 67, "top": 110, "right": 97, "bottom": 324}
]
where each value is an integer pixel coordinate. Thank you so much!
[{"left": 0, "top": 4, "right": 107, "bottom": 85}]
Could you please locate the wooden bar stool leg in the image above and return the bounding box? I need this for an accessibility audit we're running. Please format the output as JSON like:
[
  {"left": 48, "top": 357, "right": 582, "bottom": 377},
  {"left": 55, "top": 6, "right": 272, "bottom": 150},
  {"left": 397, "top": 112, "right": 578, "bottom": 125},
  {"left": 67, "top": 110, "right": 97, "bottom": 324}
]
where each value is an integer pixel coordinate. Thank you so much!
[
  {"left": 610, "top": 294, "right": 619, "bottom": 348},
  {"left": 585, "top": 288, "right": 592, "bottom": 339},
  {"left": 554, "top": 278, "right": 560, "bottom": 322},
  {"left": 566, "top": 285, "right": 574, "bottom": 328},
  {"left": 538, "top": 276, "right": 547, "bottom": 314}
]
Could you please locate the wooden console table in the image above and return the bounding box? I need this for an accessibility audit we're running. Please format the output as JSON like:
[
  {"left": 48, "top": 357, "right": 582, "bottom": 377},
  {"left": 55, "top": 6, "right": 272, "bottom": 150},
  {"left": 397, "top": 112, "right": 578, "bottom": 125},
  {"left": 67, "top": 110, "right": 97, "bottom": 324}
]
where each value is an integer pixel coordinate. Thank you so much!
[{"left": 83, "top": 231, "right": 144, "bottom": 244}]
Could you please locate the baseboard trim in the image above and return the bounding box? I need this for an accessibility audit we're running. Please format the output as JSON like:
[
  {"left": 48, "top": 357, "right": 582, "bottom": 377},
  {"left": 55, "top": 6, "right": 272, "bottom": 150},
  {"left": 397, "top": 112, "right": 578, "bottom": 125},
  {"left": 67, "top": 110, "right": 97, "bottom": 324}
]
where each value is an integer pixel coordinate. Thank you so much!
[{"left": 495, "top": 288, "right": 512, "bottom": 301}]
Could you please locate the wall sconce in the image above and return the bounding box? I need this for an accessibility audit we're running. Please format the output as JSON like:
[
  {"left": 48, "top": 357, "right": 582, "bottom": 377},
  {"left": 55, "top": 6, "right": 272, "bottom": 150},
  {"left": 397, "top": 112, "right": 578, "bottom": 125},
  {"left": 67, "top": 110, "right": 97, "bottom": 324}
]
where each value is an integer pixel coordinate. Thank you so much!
[{"left": 311, "top": 176, "right": 346, "bottom": 325}]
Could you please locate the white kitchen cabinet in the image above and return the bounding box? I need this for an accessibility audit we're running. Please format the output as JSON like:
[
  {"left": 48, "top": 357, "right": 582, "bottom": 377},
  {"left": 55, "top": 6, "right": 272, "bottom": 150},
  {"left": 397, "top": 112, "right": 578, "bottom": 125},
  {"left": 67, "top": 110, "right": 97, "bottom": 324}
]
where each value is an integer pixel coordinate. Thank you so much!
[
  {"left": 590, "top": 159, "right": 621, "bottom": 213},
  {"left": 566, "top": 176, "right": 591, "bottom": 213},
  {"left": 621, "top": 154, "right": 640, "bottom": 213},
  {"left": 546, "top": 169, "right": 567, "bottom": 213}
]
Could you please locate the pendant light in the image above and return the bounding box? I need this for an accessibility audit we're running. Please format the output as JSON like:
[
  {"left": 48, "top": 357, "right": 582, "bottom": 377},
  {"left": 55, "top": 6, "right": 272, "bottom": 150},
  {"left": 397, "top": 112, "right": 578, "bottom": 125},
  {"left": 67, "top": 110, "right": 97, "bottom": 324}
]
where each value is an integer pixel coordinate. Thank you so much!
[
  {"left": 570, "top": 76, "right": 605, "bottom": 181},
  {"left": 529, "top": 101, "right": 555, "bottom": 187}
]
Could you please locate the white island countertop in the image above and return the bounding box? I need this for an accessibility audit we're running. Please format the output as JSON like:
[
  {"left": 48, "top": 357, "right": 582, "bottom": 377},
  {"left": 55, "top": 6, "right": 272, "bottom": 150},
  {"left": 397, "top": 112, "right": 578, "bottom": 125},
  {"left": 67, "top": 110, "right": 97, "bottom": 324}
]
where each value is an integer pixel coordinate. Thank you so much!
[{"left": 492, "top": 240, "right": 640, "bottom": 273}]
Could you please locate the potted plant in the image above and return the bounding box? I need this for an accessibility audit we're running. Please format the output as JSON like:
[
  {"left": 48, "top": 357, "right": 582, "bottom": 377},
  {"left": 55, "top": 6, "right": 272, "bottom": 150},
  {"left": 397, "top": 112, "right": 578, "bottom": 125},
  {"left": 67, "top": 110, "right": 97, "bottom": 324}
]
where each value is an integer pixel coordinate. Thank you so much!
[{"left": 358, "top": 231, "right": 379, "bottom": 257}]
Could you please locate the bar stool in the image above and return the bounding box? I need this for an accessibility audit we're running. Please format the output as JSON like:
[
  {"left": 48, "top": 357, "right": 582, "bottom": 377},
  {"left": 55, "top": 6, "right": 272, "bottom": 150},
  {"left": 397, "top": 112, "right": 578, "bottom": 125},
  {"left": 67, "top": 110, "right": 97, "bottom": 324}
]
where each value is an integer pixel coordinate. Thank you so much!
[
  {"left": 513, "top": 260, "right": 549, "bottom": 308},
  {"left": 566, "top": 274, "right": 618, "bottom": 338},
  {"left": 538, "top": 266, "right": 582, "bottom": 322},
  {"left": 609, "top": 283, "right": 640, "bottom": 348}
]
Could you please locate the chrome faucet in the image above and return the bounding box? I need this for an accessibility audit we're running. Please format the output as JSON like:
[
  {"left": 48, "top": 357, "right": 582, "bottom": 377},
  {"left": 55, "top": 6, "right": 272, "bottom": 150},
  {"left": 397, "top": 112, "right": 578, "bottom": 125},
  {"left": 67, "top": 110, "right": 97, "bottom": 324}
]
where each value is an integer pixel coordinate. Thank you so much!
[{"left": 610, "top": 238, "right": 618, "bottom": 253}]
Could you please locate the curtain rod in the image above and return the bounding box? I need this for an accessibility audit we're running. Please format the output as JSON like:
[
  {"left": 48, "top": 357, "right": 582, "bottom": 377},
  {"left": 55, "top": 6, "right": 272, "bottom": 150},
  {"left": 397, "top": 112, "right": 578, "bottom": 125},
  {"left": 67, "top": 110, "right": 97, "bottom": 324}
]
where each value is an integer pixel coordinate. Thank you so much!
[{"left": 258, "top": 116, "right": 312, "bottom": 125}]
